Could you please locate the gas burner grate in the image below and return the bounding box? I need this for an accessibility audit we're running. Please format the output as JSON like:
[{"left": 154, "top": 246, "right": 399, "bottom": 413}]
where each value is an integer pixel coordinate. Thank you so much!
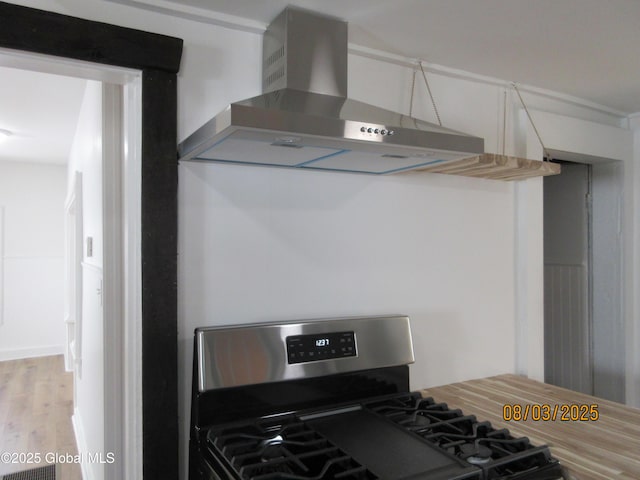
[
  {"left": 368, "top": 394, "right": 483, "bottom": 433},
  {"left": 208, "top": 415, "right": 376, "bottom": 480},
  {"left": 365, "top": 393, "right": 563, "bottom": 479}
]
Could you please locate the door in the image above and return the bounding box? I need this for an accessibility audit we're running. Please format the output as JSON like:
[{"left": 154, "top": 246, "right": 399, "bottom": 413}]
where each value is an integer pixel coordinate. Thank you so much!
[{"left": 543, "top": 161, "right": 592, "bottom": 394}]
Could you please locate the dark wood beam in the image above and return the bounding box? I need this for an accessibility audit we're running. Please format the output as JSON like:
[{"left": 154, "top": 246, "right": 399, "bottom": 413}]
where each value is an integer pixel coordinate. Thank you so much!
[
  {"left": 0, "top": 1, "right": 182, "bottom": 73},
  {"left": 141, "top": 68, "right": 179, "bottom": 479}
]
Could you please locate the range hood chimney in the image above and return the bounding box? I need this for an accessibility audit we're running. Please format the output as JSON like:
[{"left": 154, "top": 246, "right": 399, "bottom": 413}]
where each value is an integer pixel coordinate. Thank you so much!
[{"left": 178, "top": 7, "right": 485, "bottom": 175}]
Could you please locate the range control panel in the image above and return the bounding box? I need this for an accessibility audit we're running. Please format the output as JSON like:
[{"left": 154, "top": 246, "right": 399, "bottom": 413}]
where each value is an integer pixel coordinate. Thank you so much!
[{"left": 286, "top": 331, "right": 356, "bottom": 364}]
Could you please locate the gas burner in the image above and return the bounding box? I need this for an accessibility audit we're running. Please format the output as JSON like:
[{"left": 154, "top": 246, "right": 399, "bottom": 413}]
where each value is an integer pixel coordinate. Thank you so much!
[
  {"left": 411, "top": 414, "right": 431, "bottom": 427},
  {"left": 460, "top": 443, "right": 493, "bottom": 465},
  {"left": 260, "top": 434, "right": 284, "bottom": 448},
  {"left": 367, "top": 394, "right": 464, "bottom": 431}
]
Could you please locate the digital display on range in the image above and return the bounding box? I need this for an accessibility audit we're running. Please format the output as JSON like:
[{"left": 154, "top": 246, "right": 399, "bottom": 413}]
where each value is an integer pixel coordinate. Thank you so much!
[{"left": 286, "top": 331, "right": 356, "bottom": 364}]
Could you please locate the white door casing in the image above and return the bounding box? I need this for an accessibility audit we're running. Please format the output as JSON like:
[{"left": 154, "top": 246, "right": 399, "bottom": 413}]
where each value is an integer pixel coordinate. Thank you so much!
[{"left": 64, "top": 171, "right": 83, "bottom": 375}]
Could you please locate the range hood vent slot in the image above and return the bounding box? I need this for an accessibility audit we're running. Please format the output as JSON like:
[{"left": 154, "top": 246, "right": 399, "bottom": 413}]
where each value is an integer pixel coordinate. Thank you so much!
[{"left": 271, "top": 141, "right": 303, "bottom": 149}]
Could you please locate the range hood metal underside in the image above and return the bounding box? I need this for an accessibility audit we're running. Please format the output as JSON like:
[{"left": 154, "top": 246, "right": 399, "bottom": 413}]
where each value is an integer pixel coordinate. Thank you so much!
[{"left": 178, "top": 89, "right": 485, "bottom": 175}]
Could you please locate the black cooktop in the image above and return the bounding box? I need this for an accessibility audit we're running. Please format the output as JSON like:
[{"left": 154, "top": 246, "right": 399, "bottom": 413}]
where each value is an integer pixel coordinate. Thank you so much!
[
  {"left": 203, "top": 392, "right": 564, "bottom": 480},
  {"left": 206, "top": 407, "right": 479, "bottom": 480}
]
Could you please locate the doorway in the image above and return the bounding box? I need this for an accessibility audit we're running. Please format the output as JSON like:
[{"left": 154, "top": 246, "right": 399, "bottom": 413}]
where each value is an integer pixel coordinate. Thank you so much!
[
  {"left": 0, "top": 3, "right": 182, "bottom": 478},
  {"left": 543, "top": 161, "right": 592, "bottom": 394},
  {"left": 0, "top": 67, "right": 85, "bottom": 479},
  {"left": 543, "top": 158, "right": 625, "bottom": 402},
  {"left": 0, "top": 62, "right": 126, "bottom": 480}
]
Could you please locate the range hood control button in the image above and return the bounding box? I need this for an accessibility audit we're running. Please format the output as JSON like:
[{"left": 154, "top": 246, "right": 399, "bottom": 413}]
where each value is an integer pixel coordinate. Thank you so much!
[{"left": 361, "top": 126, "right": 392, "bottom": 135}]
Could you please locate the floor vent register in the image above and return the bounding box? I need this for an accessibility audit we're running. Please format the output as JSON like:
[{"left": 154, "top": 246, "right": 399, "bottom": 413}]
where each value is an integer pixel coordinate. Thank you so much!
[{"left": 1, "top": 465, "right": 55, "bottom": 480}]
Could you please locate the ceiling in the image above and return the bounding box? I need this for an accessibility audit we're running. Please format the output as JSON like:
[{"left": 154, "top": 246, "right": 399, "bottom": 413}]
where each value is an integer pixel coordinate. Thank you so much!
[
  {"left": 0, "top": 66, "right": 86, "bottom": 165},
  {"left": 123, "top": 0, "right": 640, "bottom": 115}
]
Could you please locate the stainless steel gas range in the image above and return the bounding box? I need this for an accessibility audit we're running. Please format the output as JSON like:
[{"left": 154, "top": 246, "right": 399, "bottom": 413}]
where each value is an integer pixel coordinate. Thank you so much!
[{"left": 189, "top": 315, "right": 567, "bottom": 480}]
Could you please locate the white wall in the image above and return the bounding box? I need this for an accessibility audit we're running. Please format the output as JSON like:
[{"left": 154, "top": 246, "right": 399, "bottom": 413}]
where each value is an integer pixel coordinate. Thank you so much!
[
  {"left": 180, "top": 164, "right": 516, "bottom": 384},
  {"left": 66, "top": 80, "right": 105, "bottom": 480},
  {"left": 0, "top": 161, "right": 66, "bottom": 360},
  {"left": 592, "top": 161, "right": 625, "bottom": 401}
]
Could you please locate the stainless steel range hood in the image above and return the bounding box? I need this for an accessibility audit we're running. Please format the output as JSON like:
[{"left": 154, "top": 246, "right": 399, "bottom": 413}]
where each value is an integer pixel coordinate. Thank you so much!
[{"left": 178, "top": 7, "right": 485, "bottom": 175}]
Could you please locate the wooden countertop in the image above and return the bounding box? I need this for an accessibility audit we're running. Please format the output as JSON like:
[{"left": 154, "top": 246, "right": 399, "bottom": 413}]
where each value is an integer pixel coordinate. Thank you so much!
[{"left": 420, "top": 374, "right": 640, "bottom": 480}]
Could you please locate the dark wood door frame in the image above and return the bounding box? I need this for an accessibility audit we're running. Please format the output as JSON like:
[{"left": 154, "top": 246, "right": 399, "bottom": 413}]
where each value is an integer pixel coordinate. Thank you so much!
[{"left": 0, "top": 2, "right": 182, "bottom": 478}]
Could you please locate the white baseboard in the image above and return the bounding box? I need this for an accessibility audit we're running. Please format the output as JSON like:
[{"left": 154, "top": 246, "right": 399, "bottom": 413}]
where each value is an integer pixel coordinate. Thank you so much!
[{"left": 0, "top": 345, "right": 65, "bottom": 361}]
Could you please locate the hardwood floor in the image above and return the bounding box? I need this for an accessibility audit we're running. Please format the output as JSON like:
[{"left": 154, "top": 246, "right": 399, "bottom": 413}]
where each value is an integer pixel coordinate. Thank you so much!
[{"left": 0, "top": 355, "right": 81, "bottom": 479}]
